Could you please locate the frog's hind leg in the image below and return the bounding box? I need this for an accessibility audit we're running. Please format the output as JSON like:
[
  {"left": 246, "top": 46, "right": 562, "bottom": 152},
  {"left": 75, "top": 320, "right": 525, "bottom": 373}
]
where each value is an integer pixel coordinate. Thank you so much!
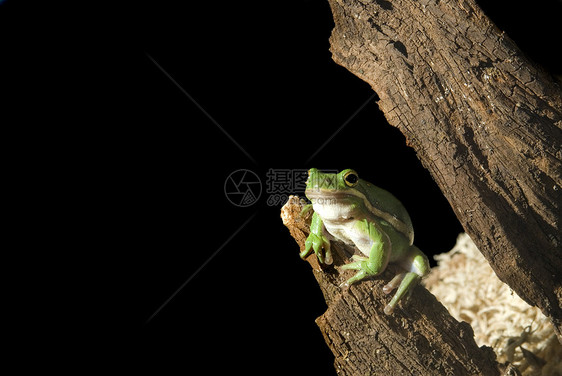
[
  {"left": 383, "top": 272, "right": 421, "bottom": 314},
  {"left": 340, "top": 220, "right": 391, "bottom": 287},
  {"left": 383, "top": 245, "right": 429, "bottom": 315}
]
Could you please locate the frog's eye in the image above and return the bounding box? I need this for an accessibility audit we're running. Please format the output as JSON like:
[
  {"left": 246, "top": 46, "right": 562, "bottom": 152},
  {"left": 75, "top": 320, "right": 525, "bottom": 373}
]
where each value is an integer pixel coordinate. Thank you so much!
[{"left": 344, "top": 171, "right": 359, "bottom": 187}]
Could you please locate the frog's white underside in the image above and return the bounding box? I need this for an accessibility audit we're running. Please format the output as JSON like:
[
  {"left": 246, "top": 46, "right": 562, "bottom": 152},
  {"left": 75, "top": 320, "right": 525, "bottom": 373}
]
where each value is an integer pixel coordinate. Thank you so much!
[
  {"left": 322, "top": 219, "right": 376, "bottom": 256},
  {"left": 311, "top": 198, "right": 422, "bottom": 274}
]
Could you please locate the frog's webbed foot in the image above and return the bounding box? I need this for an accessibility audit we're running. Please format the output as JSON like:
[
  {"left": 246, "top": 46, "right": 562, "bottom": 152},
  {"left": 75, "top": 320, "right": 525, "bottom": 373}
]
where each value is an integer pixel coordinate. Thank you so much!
[
  {"left": 301, "top": 211, "right": 333, "bottom": 264},
  {"left": 340, "top": 255, "right": 377, "bottom": 285},
  {"left": 301, "top": 232, "right": 332, "bottom": 265}
]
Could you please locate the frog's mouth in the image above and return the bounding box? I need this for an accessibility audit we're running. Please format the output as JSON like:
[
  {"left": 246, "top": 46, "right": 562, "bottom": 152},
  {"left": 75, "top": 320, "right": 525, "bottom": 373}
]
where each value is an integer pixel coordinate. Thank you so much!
[{"left": 305, "top": 189, "right": 359, "bottom": 204}]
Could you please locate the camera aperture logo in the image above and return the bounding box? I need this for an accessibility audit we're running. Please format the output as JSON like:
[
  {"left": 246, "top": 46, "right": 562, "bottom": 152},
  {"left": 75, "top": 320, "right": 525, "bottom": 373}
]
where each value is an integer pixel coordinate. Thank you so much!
[{"left": 224, "top": 169, "right": 262, "bottom": 207}]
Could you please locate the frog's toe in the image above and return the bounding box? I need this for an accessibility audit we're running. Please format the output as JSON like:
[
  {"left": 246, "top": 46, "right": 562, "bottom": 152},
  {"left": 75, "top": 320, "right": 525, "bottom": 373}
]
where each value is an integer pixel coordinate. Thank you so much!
[
  {"left": 299, "top": 248, "right": 311, "bottom": 260},
  {"left": 315, "top": 248, "right": 333, "bottom": 265},
  {"left": 324, "top": 249, "right": 333, "bottom": 265},
  {"left": 316, "top": 250, "right": 325, "bottom": 264},
  {"left": 385, "top": 272, "right": 421, "bottom": 314},
  {"left": 384, "top": 303, "right": 395, "bottom": 315},
  {"left": 383, "top": 273, "right": 407, "bottom": 294},
  {"left": 351, "top": 255, "right": 368, "bottom": 262},
  {"left": 340, "top": 261, "right": 364, "bottom": 271}
]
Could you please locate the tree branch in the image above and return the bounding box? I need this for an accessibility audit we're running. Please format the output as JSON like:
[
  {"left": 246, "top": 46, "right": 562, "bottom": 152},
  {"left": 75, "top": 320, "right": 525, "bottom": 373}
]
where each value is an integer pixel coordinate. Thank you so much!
[{"left": 325, "top": 0, "right": 562, "bottom": 342}]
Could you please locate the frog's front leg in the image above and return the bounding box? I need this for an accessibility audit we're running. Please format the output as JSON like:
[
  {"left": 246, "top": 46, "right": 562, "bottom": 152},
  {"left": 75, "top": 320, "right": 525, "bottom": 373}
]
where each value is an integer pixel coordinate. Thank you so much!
[
  {"left": 341, "top": 219, "right": 390, "bottom": 285},
  {"left": 301, "top": 211, "right": 332, "bottom": 264}
]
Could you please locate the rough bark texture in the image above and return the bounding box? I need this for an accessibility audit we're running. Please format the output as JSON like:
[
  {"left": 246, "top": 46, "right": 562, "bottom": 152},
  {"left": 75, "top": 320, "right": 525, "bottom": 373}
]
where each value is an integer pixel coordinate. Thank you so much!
[
  {"left": 326, "top": 0, "right": 562, "bottom": 342},
  {"left": 282, "top": 197, "right": 514, "bottom": 376}
]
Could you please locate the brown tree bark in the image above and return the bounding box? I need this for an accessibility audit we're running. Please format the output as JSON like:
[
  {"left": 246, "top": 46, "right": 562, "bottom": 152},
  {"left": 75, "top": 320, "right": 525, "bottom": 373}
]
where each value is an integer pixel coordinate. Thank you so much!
[
  {"left": 282, "top": 197, "right": 515, "bottom": 375},
  {"left": 325, "top": 0, "right": 562, "bottom": 342}
]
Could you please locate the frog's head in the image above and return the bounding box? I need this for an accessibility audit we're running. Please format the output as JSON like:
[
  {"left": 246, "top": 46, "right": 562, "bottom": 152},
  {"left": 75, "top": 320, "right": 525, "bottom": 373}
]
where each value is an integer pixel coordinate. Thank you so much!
[
  {"left": 305, "top": 168, "right": 415, "bottom": 243},
  {"left": 305, "top": 168, "right": 367, "bottom": 219}
]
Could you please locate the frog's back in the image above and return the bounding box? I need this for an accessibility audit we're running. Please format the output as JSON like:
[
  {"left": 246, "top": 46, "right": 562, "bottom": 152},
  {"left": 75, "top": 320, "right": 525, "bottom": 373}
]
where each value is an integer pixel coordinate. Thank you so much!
[{"left": 359, "top": 180, "right": 414, "bottom": 244}]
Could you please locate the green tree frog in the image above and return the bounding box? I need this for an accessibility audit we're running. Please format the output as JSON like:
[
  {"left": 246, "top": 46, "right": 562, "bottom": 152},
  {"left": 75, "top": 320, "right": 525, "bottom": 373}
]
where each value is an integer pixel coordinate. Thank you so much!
[{"left": 300, "top": 168, "right": 430, "bottom": 314}]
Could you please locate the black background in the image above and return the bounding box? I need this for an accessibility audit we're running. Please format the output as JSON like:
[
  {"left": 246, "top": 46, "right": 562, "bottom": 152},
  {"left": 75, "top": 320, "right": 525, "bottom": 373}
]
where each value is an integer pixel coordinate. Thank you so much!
[
  {"left": 6, "top": 0, "right": 555, "bottom": 372},
  {"left": 130, "top": 1, "right": 561, "bottom": 374}
]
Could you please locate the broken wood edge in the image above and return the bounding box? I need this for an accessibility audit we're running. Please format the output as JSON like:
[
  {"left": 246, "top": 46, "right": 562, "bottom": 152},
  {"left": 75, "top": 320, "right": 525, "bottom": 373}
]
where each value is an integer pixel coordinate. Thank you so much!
[{"left": 282, "top": 196, "right": 518, "bottom": 376}]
